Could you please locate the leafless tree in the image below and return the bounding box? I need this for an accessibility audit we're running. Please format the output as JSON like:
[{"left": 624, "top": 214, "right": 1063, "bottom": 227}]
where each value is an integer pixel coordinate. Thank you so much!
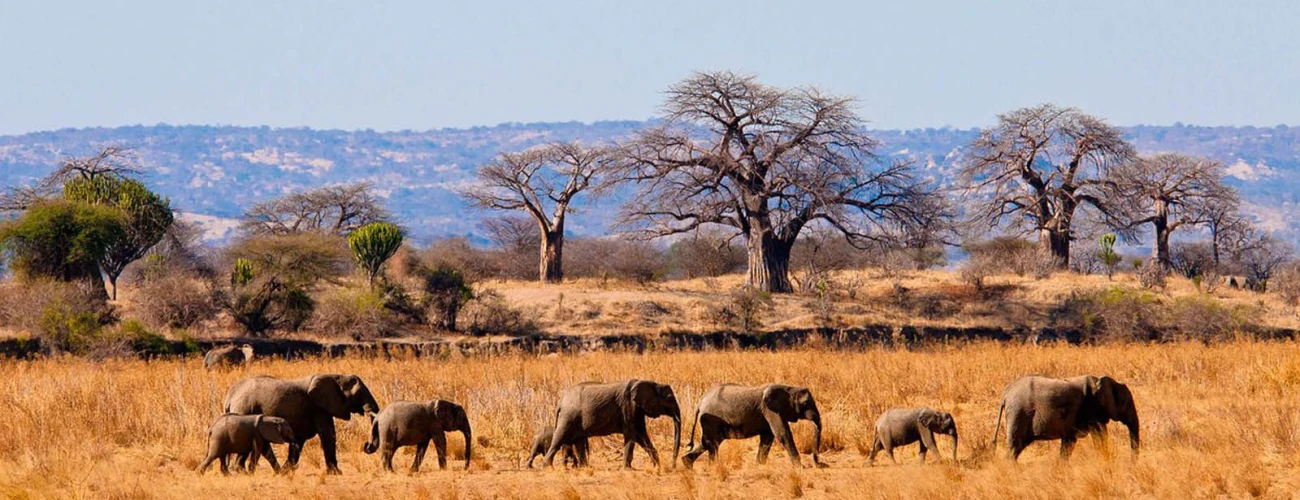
[
  {"left": 1107, "top": 153, "right": 1235, "bottom": 269},
  {"left": 616, "top": 71, "right": 939, "bottom": 293},
  {"left": 1204, "top": 196, "right": 1257, "bottom": 269},
  {"left": 961, "top": 104, "right": 1136, "bottom": 268},
  {"left": 0, "top": 146, "right": 144, "bottom": 212},
  {"left": 240, "top": 183, "right": 390, "bottom": 236},
  {"left": 481, "top": 215, "right": 541, "bottom": 254},
  {"left": 461, "top": 142, "right": 612, "bottom": 283}
]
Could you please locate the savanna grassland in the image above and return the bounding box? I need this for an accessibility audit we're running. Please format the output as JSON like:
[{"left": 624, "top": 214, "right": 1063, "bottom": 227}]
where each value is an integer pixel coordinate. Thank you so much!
[{"left": 3, "top": 342, "right": 1300, "bottom": 499}]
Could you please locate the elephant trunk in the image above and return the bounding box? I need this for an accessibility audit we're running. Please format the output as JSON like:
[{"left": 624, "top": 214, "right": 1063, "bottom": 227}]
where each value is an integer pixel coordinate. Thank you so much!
[
  {"left": 670, "top": 413, "right": 681, "bottom": 470},
  {"left": 1124, "top": 414, "right": 1140, "bottom": 455},
  {"left": 811, "top": 414, "right": 823, "bottom": 465},
  {"left": 363, "top": 416, "right": 379, "bottom": 454},
  {"left": 461, "top": 426, "right": 473, "bottom": 470},
  {"left": 950, "top": 430, "right": 959, "bottom": 463}
]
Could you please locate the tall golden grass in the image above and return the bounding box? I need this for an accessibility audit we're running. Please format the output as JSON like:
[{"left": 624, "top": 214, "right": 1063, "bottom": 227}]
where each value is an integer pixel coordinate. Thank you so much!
[{"left": 2, "top": 341, "right": 1300, "bottom": 498}]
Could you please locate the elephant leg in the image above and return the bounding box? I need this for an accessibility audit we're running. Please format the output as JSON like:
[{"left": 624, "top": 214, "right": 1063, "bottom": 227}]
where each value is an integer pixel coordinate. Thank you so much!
[
  {"left": 432, "top": 433, "right": 449, "bottom": 470},
  {"left": 247, "top": 441, "right": 261, "bottom": 474},
  {"left": 381, "top": 446, "right": 396, "bottom": 472},
  {"left": 544, "top": 419, "right": 580, "bottom": 468},
  {"left": 412, "top": 443, "right": 429, "bottom": 473},
  {"left": 317, "top": 418, "right": 341, "bottom": 474},
  {"left": 197, "top": 453, "right": 217, "bottom": 475},
  {"left": 261, "top": 443, "right": 282, "bottom": 473},
  {"left": 917, "top": 442, "right": 928, "bottom": 464},
  {"left": 285, "top": 441, "right": 303, "bottom": 468},
  {"left": 622, "top": 435, "right": 638, "bottom": 469},
  {"left": 1060, "top": 435, "right": 1078, "bottom": 460},
  {"left": 633, "top": 421, "right": 661, "bottom": 469},
  {"left": 867, "top": 436, "right": 883, "bottom": 466},
  {"left": 774, "top": 422, "right": 801, "bottom": 467},
  {"left": 684, "top": 415, "right": 723, "bottom": 469},
  {"left": 576, "top": 439, "right": 590, "bottom": 467},
  {"left": 219, "top": 454, "right": 230, "bottom": 476},
  {"left": 756, "top": 430, "right": 774, "bottom": 464}
]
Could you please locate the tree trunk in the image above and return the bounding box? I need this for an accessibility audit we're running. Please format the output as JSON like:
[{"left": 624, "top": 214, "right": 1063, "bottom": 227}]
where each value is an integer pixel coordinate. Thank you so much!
[
  {"left": 1152, "top": 218, "right": 1171, "bottom": 270},
  {"left": 1039, "top": 228, "right": 1071, "bottom": 269},
  {"left": 539, "top": 229, "right": 563, "bottom": 284},
  {"left": 746, "top": 229, "right": 793, "bottom": 293}
]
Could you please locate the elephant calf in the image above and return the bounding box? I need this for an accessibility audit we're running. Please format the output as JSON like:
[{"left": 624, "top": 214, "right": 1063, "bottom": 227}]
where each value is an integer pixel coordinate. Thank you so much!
[
  {"left": 993, "top": 375, "right": 1140, "bottom": 461},
  {"left": 364, "top": 400, "right": 472, "bottom": 472},
  {"left": 525, "top": 424, "right": 583, "bottom": 468},
  {"left": 197, "top": 413, "right": 294, "bottom": 475},
  {"left": 204, "top": 344, "right": 253, "bottom": 370},
  {"left": 869, "top": 407, "right": 958, "bottom": 465},
  {"left": 682, "top": 383, "right": 824, "bottom": 469}
]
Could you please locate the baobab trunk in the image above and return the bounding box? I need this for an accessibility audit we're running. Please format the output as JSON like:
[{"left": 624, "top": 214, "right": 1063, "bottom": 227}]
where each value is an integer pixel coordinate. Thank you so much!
[
  {"left": 539, "top": 229, "right": 564, "bottom": 284},
  {"left": 1040, "top": 228, "right": 1071, "bottom": 269},
  {"left": 746, "top": 230, "right": 793, "bottom": 293},
  {"left": 1152, "top": 201, "right": 1171, "bottom": 269}
]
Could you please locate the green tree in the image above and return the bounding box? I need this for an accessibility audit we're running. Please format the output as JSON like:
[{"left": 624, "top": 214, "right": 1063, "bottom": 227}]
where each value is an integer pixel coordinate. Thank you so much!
[
  {"left": 64, "top": 176, "right": 174, "bottom": 299},
  {"left": 0, "top": 200, "right": 127, "bottom": 287},
  {"left": 1099, "top": 233, "right": 1122, "bottom": 279},
  {"left": 347, "top": 222, "right": 404, "bottom": 287},
  {"left": 224, "top": 232, "right": 350, "bottom": 335}
]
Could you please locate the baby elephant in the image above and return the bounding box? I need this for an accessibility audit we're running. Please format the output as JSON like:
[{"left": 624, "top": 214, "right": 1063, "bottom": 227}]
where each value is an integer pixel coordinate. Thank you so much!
[
  {"left": 524, "top": 424, "right": 585, "bottom": 468},
  {"left": 204, "top": 344, "right": 253, "bottom": 370},
  {"left": 364, "top": 399, "right": 472, "bottom": 472},
  {"left": 869, "top": 407, "right": 958, "bottom": 465},
  {"left": 197, "top": 413, "right": 295, "bottom": 475}
]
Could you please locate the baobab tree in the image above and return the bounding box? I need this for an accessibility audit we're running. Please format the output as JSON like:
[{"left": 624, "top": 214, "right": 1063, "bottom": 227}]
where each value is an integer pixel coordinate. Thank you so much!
[
  {"left": 461, "top": 142, "right": 611, "bottom": 283},
  {"left": 1108, "top": 153, "right": 1235, "bottom": 269},
  {"left": 961, "top": 104, "right": 1135, "bottom": 268},
  {"left": 617, "top": 71, "right": 937, "bottom": 293}
]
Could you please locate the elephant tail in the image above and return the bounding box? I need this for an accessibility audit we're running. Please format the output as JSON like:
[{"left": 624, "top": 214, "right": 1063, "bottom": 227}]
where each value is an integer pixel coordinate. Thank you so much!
[
  {"left": 685, "top": 408, "right": 700, "bottom": 449},
  {"left": 991, "top": 398, "right": 1006, "bottom": 453},
  {"left": 363, "top": 416, "right": 379, "bottom": 454}
]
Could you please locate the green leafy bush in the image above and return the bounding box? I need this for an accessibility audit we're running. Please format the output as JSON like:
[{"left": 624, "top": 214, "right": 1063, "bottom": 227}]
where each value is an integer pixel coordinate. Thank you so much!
[{"left": 348, "top": 222, "right": 404, "bottom": 286}]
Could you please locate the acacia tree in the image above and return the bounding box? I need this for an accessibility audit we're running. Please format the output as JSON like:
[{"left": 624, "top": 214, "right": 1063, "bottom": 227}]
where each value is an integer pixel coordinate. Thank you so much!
[
  {"left": 1108, "top": 153, "right": 1234, "bottom": 269},
  {"left": 461, "top": 142, "right": 610, "bottom": 283},
  {"left": 961, "top": 104, "right": 1135, "bottom": 268},
  {"left": 241, "top": 183, "right": 390, "bottom": 236},
  {"left": 617, "top": 71, "right": 936, "bottom": 293},
  {"left": 64, "top": 176, "right": 174, "bottom": 300}
]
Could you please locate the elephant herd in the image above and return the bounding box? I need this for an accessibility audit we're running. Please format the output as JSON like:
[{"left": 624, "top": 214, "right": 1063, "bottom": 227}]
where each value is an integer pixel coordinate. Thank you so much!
[{"left": 198, "top": 371, "right": 1140, "bottom": 476}]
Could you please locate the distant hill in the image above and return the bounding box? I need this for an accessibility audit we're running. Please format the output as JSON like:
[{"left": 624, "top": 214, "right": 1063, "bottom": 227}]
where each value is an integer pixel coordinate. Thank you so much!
[{"left": 1, "top": 122, "right": 1297, "bottom": 245}]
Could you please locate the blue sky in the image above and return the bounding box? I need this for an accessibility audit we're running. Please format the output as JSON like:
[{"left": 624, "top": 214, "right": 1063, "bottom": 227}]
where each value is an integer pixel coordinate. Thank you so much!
[{"left": 1, "top": 0, "right": 1297, "bottom": 135}]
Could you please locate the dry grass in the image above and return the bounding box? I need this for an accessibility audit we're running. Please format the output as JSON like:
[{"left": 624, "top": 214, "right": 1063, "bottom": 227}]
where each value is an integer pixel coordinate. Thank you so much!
[
  {"left": 3, "top": 341, "right": 1300, "bottom": 498},
  {"left": 496, "top": 269, "right": 1300, "bottom": 335}
]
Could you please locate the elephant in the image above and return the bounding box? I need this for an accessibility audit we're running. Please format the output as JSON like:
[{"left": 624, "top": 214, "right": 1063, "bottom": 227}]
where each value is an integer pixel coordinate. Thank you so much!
[
  {"left": 682, "top": 383, "right": 824, "bottom": 469},
  {"left": 543, "top": 379, "right": 681, "bottom": 469},
  {"left": 223, "top": 373, "right": 380, "bottom": 474},
  {"left": 868, "top": 407, "right": 958, "bottom": 465},
  {"left": 524, "top": 424, "right": 583, "bottom": 468},
  {"left": 363, "top": 399, "right": 472, "bottom": 472},
  {"left": 204, "top": 344, "right": 254, "bottom": 369},
  {"left": 992, "top": 375, "right": 1139, "bottom": 461},
  {"left": 197, "top": 413, "right": 295, "bottom": 475}
]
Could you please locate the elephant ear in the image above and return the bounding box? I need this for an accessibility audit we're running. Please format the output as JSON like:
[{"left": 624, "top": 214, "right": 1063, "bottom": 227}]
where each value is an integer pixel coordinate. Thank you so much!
[
  {"left": 761, "top": 386, "right": 795, "bottom": 420},
  {"left": 308, "top": 375, "right": 351, "bottom": 421},
  {"left": 1094, "top": 376, "right": 1122, "bottom": 419},
  {"left": 917, "top": 410, "right": 940, "bottom": 430},
  {"left": 625, "top": 380, "right": 653, "bottom": 422}
]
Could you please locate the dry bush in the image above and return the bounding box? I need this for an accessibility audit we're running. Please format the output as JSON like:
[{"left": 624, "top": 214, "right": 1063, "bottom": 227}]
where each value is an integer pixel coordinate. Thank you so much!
[
  {"left": 705, "top": 287, "right": 774, "bottom": 331},
  {"left": 461, "top": 289, "right": 539, "bottom": 336},
  {"left": 962, "top": 237, "right": 1056, "bottom": 278},
  {"left": 422, "top": 237, "right": 504, "bottom": 282},
  {"left": 1136, "top": 259, "right": 1168, "bottom": 290},
  {"left": 1050, "top": 287, "right": 1165, "bottom": 342},
  {"left": 1167, "top": 295, "right": 1259, "bottom": 341},
  {"left": 565, "top": 238, "right": 668, "bottom": 284},
  {"left": 1273, "top": 263, "right": 1300, "bottom": 310},
  {"left": 0, "top": 280, "right": 115, "bottom": 353},
  {"left": 132, "top": 274, "right": 219, "bottom": 330},
  {"left": 667, "top": 231, "right": 745, "bottom": 279},
  {"left": 309, "top": 287, "right": 404, "bottom": 339}
]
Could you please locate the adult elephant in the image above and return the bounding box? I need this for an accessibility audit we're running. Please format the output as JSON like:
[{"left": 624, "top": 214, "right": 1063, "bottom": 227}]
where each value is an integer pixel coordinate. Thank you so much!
[
  {"left": 223, "top": 373, "right": 380, "bottom": 474},
  {"left": 992, "top": 375, "right": 1139, "bottom": 461},
  {"left": 682, "top": 383, "right": 824, "bottom": 469},
  {"left": 543, "top": 379, "right": 681, "bottom": 469}
]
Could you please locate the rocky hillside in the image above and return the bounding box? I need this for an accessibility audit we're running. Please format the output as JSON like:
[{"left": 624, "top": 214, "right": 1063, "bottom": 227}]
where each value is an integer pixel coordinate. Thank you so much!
[{"left": 1, "top": 123, "right": 1297, "bottom": 244}]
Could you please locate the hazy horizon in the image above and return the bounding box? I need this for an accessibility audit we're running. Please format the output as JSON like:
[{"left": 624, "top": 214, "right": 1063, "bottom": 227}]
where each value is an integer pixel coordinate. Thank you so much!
[{"left": 3, "top": 1, "right": 1298, "bottom": 135}]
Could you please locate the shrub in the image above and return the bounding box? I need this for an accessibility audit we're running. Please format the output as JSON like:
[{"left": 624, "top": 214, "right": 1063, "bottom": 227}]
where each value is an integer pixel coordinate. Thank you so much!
[
  {"left": 310, "top": 287, "right": 403, "bottom": 339},
  {"left": 348, "top": 222, "right": 404, "bottom": 286},
  {"left": 565, "top": 238, "right": 667, "bottom": 284},
  {"left": 0, "top": 280, "right": 115, "bottom": 353},
  {"left": 962, "top": 237, "right": 1056, "bottom": 279},
  {"left": 461, "top": 289, "right": 538, "bottom": 335},
  {"left": 667, "top": 232, "right": 745, "bottom": 279},
  {"left": 1168, "top": 295, "right": 1258, "bottom": 341},
  {"left": 133, "top": 274, "right": 219, "bottom": 330},
  {"left": 1137, "top": 258, "right": 1168, "bottom": 290},
  {"left": 1170, "top": 242, "right": 1215, "bottom": 279},
  {"left": 707, "top": 287, "right": 773, "bottom": 332},
  {"left": 1098, "top": 233, "right": 1122, "bottom": 279},
  {"left": 222, "top": 232, "right": 348, "bottom": 334},
  {"left": 1274, "top": 263, "right": 1300, "bottom": 310},
  {"left": 1049, "top": 287, "right": 1164, "bottom": 342},
  {"left": 959, "top": 253, "right": 996, "bottom": 291},
  {"left": 416, "top": 264, "right": 473, "bottom": 331},
  {"left": 1238, "top": 237, "right": 1293, "bottom": 292},
  {"left": 422, "top": 237, "right": 503, "bottom": 283}
]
